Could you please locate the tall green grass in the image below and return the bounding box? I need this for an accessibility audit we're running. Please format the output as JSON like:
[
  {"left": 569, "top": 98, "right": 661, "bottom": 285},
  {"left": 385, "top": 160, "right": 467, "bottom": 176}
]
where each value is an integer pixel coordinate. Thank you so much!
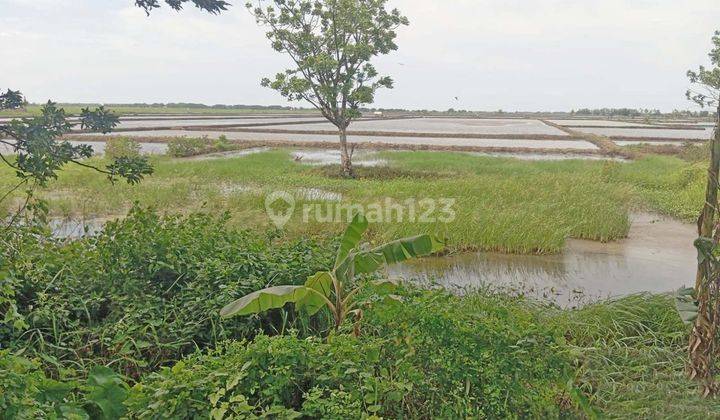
[
  {"left": 554, "top": 294, "right": 720, "bottom": 418},
  {"left": 0, "top": 150, "right": 704, "bottom": 254}
]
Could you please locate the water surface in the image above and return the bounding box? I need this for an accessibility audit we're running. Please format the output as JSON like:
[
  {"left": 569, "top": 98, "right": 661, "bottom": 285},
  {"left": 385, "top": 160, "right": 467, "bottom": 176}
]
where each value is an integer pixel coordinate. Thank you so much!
[
  {"left": 95, "top": 130, "right": 598, "bottom": 150},
  {"left": 577, "top": 127, "right": 712, "bottom": 140},
  {"left": 261, "top": 117, "right": 569, "bottom": 136},
  {"left": 391, "top": 213, "right": 696, "bottom": 306}
]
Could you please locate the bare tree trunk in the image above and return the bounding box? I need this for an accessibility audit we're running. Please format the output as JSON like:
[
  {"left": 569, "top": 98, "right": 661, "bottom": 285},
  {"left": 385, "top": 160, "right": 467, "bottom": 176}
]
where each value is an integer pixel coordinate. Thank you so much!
[
  {"left": 690, "top": 104, "right": 720, "bottom": 396},
  {"left": 339, "top": 128, "right": 354, "bottom": 178}
]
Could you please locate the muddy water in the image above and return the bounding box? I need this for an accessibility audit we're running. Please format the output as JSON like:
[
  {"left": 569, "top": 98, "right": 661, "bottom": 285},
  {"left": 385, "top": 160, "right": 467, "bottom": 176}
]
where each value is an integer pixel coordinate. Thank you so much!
[
  {"left": 186, "top": 148, "right": 269, "bottom": 161},
  {"left": 390, "top": 213, "right": 696, "bottom": 306},
  {"left": 50, "top": 218, "right": 107, "bottom": 239},
  {"left": 292, "top": 149, "right": 387, "bottom": 167}
]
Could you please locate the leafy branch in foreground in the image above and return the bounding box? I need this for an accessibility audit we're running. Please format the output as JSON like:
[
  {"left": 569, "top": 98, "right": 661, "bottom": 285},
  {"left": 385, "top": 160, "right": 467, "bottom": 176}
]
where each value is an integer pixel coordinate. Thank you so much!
[
  {"left": 221, "top": 213, "right": 443, "bottom": 333},
  {"left": 0, "top": 0, "right": 231, "bottom": 216},
  {"left": 0, "top": 98, "right": 153, "bottom": 187},
  {"left": 134, "top": 0, "right": 230, "bottom": 15}
]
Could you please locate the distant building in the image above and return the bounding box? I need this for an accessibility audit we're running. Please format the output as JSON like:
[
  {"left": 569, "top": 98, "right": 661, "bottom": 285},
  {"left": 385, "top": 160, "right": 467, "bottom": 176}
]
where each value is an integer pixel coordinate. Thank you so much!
[{"left": 373, "top": 111, "right": 384, "bottom": 117}]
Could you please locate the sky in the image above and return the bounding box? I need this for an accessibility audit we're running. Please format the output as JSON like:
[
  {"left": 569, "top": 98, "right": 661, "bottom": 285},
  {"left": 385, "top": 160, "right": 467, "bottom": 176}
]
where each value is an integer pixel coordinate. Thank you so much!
[{"left": 1, "top": 0, "right": 719, "bottom": 112}]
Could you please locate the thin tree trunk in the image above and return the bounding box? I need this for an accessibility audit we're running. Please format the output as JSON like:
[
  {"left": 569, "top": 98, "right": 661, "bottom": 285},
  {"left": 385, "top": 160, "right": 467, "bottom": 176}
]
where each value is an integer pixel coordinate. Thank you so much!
[
  {"left": 690, "top": 104, "right": 720, "bottom": 396},
  {"left": 339, "top": 128, "right": 354, "bottom": 178}
]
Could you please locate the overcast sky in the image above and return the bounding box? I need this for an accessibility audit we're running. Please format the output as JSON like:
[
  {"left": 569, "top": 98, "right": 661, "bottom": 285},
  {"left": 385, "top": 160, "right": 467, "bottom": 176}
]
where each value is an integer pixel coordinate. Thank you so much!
[{"left": 1, "top": 0, "right": 719, "bottom": 112}]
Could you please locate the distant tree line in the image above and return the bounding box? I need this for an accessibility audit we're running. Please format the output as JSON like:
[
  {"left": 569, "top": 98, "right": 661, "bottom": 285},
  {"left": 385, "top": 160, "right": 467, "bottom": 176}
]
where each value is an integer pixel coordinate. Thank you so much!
[{"left": 572, "top": 108, "right": 716, "bottom": 118}]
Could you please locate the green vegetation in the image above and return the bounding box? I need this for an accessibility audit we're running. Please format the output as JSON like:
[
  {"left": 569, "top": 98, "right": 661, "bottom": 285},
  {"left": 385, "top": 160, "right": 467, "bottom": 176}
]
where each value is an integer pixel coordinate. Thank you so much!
[
  {"left": 104, "top": 137, "right": 141, "bottom": 160},
  {"left": 0, "top": 148, "right": 706, "bottom": 254},
  {"left": 131, "top": 292, "right": 573, "bottom": 419},
  {"left": 250, "top": 0, "right": 408, "bottom": 175},
  {"left": 166, "top": 135, "right": 236, "bottom": 157},
  {"left": 221, "top": 214, "right": 442, "bottom": 331},
  {"left": 1, "top": 208, "right": 335, "bottom": 380},
  {"left": 0, "top": 144, "right": 713, "bottom": 417},
  {"left": 0, "top": 101, "right": 153, "bottom": 190},
  {"left": 2, "top": 210, "right": 718, "bottom": 417}
]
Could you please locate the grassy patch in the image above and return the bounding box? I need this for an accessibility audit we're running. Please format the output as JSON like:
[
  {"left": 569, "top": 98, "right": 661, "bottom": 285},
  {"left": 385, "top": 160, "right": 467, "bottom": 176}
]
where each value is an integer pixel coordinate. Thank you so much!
[
  {"left": 0, "top": 149, "right": 707, "bottom": 253},
  {"left": 555, "top": 294, "right": 720, "bottom": 418},
  {"left": 1, "top": 150, "right": 637, "bottom": 254},
  {"left": 611, "top": 155, "right": 705, "bottom": 221}
]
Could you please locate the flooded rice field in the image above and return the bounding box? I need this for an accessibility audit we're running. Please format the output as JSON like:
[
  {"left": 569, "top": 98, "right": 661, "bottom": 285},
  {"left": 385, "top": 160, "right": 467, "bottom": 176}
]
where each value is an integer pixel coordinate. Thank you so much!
[
  {"left": 575, "top": 126, "right": 713, "bottom": 139},
  {"left": 94, "top": 130, "right": 598, "bottom": 150},
  {"left": 118, "top": 114, "right": 320, "bottom": 120},
  {"left": 548, "top": 119, "right": 655, "bottom": 127},
  {"left": 186, "top": 147, "right": 270, "bottom": 161},
  {"left": 6, "top": 115, "right": 714, "bottom": 157},
  {"left": 0, "top": 140, "right": 167, "bottom": 156},
  {"left": 390, "top": 213, "right": 696, "bottom": 307},
  {"left": 114, "top": 117, "right": 326, "bottom": 129},
  {"left": 259, "top": 117, "right": 569, "bottom": 136}
]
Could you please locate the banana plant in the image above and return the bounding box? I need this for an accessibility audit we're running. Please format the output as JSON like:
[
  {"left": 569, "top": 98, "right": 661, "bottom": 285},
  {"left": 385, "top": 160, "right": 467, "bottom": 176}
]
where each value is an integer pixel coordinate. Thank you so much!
[{"left": 220, "top": 213, "right": 443, "bottom": 331}]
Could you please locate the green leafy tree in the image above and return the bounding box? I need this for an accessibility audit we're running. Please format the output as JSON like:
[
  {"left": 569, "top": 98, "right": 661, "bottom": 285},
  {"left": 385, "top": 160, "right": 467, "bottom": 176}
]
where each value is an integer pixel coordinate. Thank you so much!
[
  {"left": 684, "top": 29, "right": 720, "bottom": 396},
  {"left": 0, "top": 0, "right": 229, "bottom": 224},
  {"left": 248, "top": 0, "right": 408, "bottom": 177},
  {"left": 135, "top": 0, "right": 230, "bottom": 14}
]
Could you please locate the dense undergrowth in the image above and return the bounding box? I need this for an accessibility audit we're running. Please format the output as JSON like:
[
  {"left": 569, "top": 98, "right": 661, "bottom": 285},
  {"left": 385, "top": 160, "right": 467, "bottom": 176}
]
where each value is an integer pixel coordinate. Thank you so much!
[
  {"left": 1, "top": 209, "right": 718, "bottom": 418},
  {"left": 1, "top": 208, "right": 335, "bottom": 380}
]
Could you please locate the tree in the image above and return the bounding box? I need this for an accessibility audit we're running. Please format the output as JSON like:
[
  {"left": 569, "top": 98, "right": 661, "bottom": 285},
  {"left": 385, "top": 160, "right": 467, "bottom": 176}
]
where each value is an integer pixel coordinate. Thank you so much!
[
  {"left": 247, "top": 0, "right": 409, "bottom": 177},
  {"left": 686, "top": 29, "right": 720, "bottom": 396},
  {"left": 0, "top": 95, "right": 155, "bottom": 227},
  {"left": 0, "top": 0, "right": 229, "bottom": 224}
]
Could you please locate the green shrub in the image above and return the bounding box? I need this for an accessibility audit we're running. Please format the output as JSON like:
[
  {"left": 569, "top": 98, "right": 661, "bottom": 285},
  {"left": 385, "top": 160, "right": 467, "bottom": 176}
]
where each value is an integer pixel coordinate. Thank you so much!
[
  {"left": 2, "top": 207, "right": 335, "bottom": 379},
  {"left": 166, "top": 135, "right": 238, "bottom": 157},
  {"left": 166, "top": 137, "right": 210, "bottom": 157},
  {"left": 0, "top": 352, "right": 59, "bottom": 418},
  {"left": 362, "top": 290, "right": 573, "bottom": 418},
  {"left": 678, "top": 141, "right": 711, "bottom": 163},
  {"left": 0, "top": 351, "right": 129, "bottom": 419},
  {"left": 212, "top": 134, "right": 233, "bottom": 152},
  {"left": 126, "top": 335, "right": 385, "bottom": 419},
  {"left": 104, "top": 137, "right": 141, "bottom": 159},
  {"left": 128, "top": 289, "right": 574, "bottom": 419}
]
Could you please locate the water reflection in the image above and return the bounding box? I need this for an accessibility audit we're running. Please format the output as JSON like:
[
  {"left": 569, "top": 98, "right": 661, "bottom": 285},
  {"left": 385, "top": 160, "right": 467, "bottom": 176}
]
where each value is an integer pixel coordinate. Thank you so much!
[
  {"left": 49, "top": 218, "right": 106, "bottom": 239},
  {"left": 391, "top": 213, "right": 697, "bottom": 307}
]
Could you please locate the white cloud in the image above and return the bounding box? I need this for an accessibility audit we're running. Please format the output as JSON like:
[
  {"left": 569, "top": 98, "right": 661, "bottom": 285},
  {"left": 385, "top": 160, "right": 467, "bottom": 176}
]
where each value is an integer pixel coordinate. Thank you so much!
[{"left": 1, "top": 0, "right": 719, "bottom": 111}]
